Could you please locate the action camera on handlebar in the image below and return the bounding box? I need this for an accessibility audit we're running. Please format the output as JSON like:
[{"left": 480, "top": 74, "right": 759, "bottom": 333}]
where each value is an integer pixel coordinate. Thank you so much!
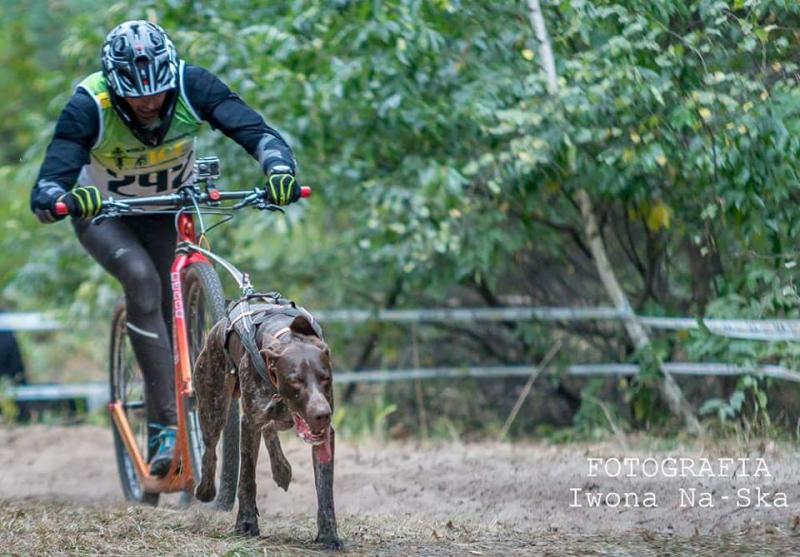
[{"left": 194, "top": 156, "right": 221, "bottom": 181}]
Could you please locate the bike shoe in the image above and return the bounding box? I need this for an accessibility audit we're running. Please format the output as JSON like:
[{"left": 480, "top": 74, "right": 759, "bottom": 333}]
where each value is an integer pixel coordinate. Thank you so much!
[{"left": 148, "top": 423, "right": 177, "bottom": 478}]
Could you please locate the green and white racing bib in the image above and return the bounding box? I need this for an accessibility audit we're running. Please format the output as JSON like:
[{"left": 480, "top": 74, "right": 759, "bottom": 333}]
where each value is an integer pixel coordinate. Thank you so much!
[{"left": 76, "top": 61, "right": 202, "bottom": 201}]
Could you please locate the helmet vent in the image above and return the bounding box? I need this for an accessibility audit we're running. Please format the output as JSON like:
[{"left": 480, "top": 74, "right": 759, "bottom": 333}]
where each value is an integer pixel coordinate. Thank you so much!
[
  {"left": 101, "top": 20, "right": 178, "bottom": 98},
  {"left": 113, "top": 37, "right": 127, "bottom": 55}
]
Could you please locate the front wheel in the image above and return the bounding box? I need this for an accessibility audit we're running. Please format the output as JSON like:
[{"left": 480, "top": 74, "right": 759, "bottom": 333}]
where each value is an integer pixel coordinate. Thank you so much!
[
  {"left": 182, "top": 261, "right": 240, "bottom": 510},
  {"left": 109, "top": 303, "right": 159, "bottom": 506}
]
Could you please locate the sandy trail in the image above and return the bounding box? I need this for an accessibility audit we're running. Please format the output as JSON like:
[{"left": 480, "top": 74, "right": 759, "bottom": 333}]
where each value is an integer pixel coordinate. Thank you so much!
[{"left": 2, "top": 426, "right": 799, "bottom": 534}]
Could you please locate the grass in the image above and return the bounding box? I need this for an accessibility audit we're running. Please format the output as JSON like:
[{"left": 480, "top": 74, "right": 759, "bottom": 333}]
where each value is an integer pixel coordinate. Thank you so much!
[
  {"left": 0, "top": 499, "right": 542, "bottom": 557},
  {"left": 2, "top": 499, "right": 800, "bottom": 556},
  {"left": 0, "top": 501, "right": 324, "bottom": 556}
]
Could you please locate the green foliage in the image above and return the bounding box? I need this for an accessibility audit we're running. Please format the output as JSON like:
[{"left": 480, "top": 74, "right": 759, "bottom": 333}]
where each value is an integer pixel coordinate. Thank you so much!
[
  {"left": 332, "top": 387, "right": 397, "bottom": 440},
  {"left": 627, "top": 344, "right": 671, "bottom": 426},
  {"left": 699, "top": 374, "right": 770, "bottom": 429},
  {"left": 573, "top": 378, "right": 627, "bottom": 439},
  {"left": 0, "top": 378, "right": 19, "bottom": 424},
  {"left": 5, "top": 1, "right": 800, "bottom": 435}
]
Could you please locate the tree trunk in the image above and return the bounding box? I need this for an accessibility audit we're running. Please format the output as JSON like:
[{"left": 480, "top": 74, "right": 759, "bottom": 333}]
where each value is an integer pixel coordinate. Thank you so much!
[{"left": 526, "top": 0, "right": 702, "bottom": 435}]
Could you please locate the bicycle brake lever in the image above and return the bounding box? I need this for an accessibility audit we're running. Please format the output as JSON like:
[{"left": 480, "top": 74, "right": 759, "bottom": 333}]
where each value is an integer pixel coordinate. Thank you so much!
[
  {"left": 255, "top": 200, "right": 285, "bottom": 213},
  {"left": 91, "top": 203, "right": 134, "bottom": 225},
  {"left": 233, "top": 193, "right": 258, "bottom": 210},
  {"left": 91, "top": 213, "right": 112, "bottom": 225}
]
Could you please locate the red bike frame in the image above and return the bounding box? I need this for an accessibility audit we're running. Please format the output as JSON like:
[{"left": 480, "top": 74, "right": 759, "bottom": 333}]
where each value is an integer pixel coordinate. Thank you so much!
[{"left": 107, "top": 213, "right": 209, "bottom": 494}]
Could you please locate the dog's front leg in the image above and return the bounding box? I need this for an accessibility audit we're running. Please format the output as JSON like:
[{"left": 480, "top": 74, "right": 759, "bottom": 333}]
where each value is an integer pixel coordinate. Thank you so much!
[
  {"left": 313, "top": 428, "right": 341, "bottom": 549},
  {"left": 235, "top": 416, "right": 261, "bottom": 536},
  {"left": 264, "top": 433, "right": 292, "bottom": 491}
]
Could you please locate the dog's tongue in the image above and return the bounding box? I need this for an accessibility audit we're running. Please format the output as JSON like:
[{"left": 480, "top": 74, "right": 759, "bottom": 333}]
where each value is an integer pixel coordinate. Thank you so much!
[
  {"left": 291, "top": 413, "right": 333, "bottom": 463},
  {"left": 292, "top": 413, "right": 311, "bottom": 440},
  {"left": 292, "top": 413, "right": 327, "bottom": 446}
]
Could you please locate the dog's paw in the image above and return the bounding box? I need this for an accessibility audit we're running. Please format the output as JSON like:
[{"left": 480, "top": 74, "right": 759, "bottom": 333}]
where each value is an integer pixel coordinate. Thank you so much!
[
  {"left": 235, "top": 516, "right": 260, "bottom": 537},
  {"left": 271, "top": 456, "right": 292, "bottom": 491},
  {"left": 194, "top": 479, "right": 216, "bottom": 503},
  {"left": 316, "top": 534, "right": 343, "bottom": 550}
]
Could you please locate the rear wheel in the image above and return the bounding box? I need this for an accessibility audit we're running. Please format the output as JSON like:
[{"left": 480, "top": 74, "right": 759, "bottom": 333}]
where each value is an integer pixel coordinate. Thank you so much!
[
  {"left": 109, "top": 303, "right": 159, "bottom": 506},
  {"left": 182, "top": 261, "right": 240, "bottom": 510}
]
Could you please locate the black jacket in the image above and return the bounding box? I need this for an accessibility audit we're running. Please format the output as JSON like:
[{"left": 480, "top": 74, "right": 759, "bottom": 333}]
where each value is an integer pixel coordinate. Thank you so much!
[{"left": 31, "top": 65, "right": 296, "bottom": 210}]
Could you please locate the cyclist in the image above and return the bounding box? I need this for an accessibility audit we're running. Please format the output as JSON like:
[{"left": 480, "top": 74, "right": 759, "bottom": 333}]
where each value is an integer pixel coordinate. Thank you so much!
[{"left": 29, "top": 20, "right": 302, "bottom": 476}]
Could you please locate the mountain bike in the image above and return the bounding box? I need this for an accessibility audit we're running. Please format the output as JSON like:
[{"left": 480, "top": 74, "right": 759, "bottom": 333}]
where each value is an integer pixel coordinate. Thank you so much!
[{"left": 56, "top": 156, "right": 310, "bottom": 507}]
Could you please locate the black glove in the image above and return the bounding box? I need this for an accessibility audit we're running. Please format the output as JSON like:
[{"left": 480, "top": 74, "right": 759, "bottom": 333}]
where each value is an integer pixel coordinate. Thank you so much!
[
  {"left": 264, "top": 169, "right": 300, "bottom": 206},
  {"left": 31, "top": 180, "right": 67, "bottom": 224},
  {"left": 60, "top": 186, "right": 103, "bottom": 219}
]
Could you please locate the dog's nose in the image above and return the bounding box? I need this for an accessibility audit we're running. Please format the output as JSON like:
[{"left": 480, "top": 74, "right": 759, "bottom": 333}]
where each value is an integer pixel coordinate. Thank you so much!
[{"left": 308, "top": 407, "right": 331, "bottom": 432}]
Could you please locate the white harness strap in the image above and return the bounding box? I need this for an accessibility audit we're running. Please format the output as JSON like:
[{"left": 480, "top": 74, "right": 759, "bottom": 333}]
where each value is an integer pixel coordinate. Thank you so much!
[{"left": 228, "top": 309, "right": 254, "bottom": 332}]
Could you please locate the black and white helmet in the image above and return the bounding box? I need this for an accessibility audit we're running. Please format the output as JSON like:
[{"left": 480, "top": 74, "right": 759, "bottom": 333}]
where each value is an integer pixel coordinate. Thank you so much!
[{"left": 101, "top": 20, "right": 178, "bottom": 98}]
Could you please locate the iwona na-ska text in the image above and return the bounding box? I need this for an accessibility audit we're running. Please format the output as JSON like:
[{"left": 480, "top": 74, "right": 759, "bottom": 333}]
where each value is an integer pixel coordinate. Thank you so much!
[{"left": 570, "top": 457, "right": 787, "bottom": 509}]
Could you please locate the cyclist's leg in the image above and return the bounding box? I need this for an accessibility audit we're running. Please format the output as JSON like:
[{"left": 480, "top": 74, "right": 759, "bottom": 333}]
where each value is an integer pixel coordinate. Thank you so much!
[
  {"left": 123, "top": 215, "right": 180, "bottom": 475},
  {"left": 72, "top": 217, "right": 176, "bottom": 429},
  {"left": 125, "top": 215, "right": 177, "bottom": 349}
]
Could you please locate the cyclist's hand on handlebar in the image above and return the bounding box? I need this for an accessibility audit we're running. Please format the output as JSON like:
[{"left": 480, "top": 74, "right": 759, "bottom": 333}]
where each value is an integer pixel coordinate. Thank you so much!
[
  {"left": 264, "top": 169, "right": 301, "bottom": 206},
  {"left": 58, "top": 186, "right": 103, "bottom": 219},
  {"left": 32, "top": 180, "right": 67, "bottom": 223}
]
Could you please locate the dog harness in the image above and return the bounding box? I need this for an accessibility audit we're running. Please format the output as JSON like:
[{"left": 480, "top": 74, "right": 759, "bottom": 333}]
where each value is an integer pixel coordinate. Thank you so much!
[{"left": 224, "top": 291, "right": 323, "bottom": 386}]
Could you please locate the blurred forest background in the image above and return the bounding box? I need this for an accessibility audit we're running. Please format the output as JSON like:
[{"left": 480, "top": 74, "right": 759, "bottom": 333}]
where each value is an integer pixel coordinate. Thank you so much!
[{"left": 3, "top": 0, "right": 800, "bottom": 440}]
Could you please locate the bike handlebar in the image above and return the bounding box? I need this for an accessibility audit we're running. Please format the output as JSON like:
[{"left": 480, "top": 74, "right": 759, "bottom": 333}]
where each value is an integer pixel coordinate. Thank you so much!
[{"left": 53, "top": 185, "right": 312, "bottom": 218}]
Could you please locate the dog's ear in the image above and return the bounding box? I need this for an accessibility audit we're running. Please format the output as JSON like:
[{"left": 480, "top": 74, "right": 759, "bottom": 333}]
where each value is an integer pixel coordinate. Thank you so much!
[
  {"left": 266, "top": 356, "right": 279, "bottom": 388},
  {"left": 259, "top": 338, "right": 285, "bottom": 387},
  {"left": 260, "top": 337, "right": 286, "bottom": 360},
  {"left": 289, "top": 314, "right": 317, "bottom": 336}
]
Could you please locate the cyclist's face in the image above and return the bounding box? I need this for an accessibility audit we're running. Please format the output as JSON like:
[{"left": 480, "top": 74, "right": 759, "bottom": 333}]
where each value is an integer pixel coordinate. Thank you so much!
[{"left": 125, "top": 92, "right": 167, "bottom": 126}]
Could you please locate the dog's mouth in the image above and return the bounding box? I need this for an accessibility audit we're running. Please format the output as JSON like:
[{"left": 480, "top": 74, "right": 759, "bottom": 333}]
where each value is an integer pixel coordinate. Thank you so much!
[{"left": 292, "top": 412, "right": 328, "bottom": 445}]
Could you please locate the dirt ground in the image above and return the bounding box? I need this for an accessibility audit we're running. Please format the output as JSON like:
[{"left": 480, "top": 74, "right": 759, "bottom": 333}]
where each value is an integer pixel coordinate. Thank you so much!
[{"left": 2, "top": 426, "right": 800, "bottom": 555}]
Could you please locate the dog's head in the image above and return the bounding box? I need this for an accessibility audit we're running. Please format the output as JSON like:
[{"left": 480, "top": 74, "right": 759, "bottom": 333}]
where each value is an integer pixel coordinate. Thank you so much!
[{"left": 260, "top": 315, "right": 333, "bottom": 445}]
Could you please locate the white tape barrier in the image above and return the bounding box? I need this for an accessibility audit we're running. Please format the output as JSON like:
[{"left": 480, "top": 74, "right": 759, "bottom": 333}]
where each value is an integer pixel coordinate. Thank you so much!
[
  {"left": 568, "top": 363, "right": 800, "bottom": 382},
  {"left": 638, "top": 317, "right": 800, "bottom": 341},
  {"left": 318, "top": 310, "right": 800, "bottom": 341},
  {"left": 8, "top": 362, "right": 799, "bottom": 409},
  {"left": 10, "top": 383, "right": 107, "bottom": 412},
  {"left": 335, "top": 363, "right": 800, "bottom": 383},
  {"left": 0, "top": 313, "right": 61, "bottom": 331},
  {"left": 315, "top": 307, "right": 623, "bottom": 323},
  {"left": 6, "top": 308, "right": 800, "bottom": 341}
]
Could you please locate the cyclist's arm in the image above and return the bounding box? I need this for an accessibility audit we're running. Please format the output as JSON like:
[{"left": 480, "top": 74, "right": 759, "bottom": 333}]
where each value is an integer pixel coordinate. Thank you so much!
[
  {"left": 183, "top": 64, "right": 297, "bottom": 175},
  {"left": 30, "top": 89, "right": 98, "bottom": 213}
]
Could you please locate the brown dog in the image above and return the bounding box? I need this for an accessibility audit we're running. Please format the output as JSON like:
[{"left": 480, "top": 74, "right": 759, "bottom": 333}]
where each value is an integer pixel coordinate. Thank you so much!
[{"left": 192, "top": 296, "right": 340, "bottom": 549}]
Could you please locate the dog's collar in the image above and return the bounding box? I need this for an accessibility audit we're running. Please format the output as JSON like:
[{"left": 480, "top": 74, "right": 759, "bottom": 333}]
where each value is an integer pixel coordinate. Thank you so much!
[{"left": 273, "top": 326, "right": 292, "bottom": 339}]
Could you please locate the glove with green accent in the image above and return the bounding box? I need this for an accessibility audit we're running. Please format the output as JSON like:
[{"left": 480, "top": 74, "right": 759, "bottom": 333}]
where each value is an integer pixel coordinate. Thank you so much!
[
  {"left": 59, "top": 186, "right": 103, "bottom": 219},
  {"left": 264, "top": 170, "right": 300, "bottom": 206}
]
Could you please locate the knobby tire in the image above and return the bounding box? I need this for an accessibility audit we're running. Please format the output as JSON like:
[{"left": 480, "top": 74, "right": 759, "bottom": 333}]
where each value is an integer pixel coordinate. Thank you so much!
[
  {"left": 182, "top": 261, "right": 240, "bottom": 510},
  {"left": 109, "top": 303, "right": 159, "bottom": 506}
]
